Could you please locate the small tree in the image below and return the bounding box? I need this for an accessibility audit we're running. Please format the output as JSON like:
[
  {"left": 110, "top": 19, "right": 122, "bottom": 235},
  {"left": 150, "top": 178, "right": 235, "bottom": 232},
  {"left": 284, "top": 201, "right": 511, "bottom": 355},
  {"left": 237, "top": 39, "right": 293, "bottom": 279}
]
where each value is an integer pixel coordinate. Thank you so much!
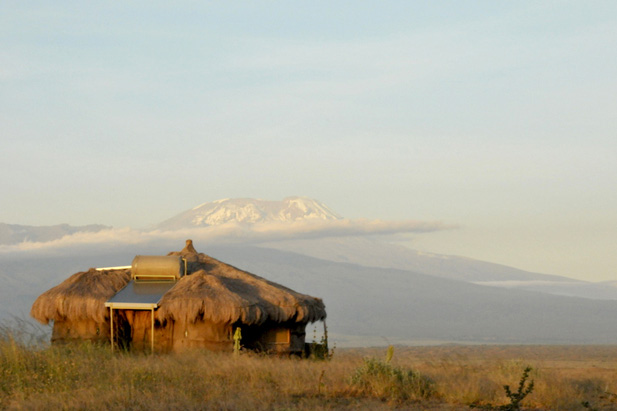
[
  {"left": 501, "top": 367, "right": 535, "bottom": 411},
  {"left": 470, "top": 366, "right": 535, "bottom": 410}
]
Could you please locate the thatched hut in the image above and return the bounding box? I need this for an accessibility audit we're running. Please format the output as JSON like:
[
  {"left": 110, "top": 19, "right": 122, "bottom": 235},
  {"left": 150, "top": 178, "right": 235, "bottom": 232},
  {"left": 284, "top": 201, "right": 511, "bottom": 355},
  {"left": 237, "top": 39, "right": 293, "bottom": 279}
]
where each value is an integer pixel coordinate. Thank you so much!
[{"left": 31, "top": 240, "right": 327, "bottom": 354}]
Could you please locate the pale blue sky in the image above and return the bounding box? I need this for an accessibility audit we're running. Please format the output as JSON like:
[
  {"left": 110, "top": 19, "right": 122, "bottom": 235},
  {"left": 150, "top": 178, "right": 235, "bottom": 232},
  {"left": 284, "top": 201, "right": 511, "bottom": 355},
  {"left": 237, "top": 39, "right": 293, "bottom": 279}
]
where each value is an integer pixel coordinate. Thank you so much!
[{"left": 1, "top": 1, "right": 616, "bottom": 280}]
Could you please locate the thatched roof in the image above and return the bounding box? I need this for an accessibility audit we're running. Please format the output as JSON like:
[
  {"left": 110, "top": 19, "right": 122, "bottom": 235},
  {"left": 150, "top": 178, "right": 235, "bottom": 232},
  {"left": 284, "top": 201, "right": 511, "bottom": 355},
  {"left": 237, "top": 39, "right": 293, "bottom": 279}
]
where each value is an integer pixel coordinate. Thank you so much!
[
  {"left": 31, "top": 240, "right": 326, "bottom": 326},
  {"left": 159, "top": 241, "right": 326, "bottom": 325},
  {"left": 31, "top": 268, "right": 131, "bottom": 324}
]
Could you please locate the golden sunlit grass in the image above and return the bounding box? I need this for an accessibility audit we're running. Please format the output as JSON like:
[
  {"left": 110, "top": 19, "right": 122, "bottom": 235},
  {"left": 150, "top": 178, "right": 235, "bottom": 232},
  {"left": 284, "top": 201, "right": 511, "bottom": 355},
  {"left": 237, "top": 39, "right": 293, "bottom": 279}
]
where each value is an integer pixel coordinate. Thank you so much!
[{"left": 2, "top": 325, "right": 617, "bottom": 410}]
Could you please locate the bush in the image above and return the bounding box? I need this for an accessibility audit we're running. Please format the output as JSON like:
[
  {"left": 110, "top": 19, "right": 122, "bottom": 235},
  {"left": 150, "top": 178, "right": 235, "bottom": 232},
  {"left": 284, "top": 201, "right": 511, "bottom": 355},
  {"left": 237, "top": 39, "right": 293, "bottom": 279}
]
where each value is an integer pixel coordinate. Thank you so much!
[
  {"left": 351, "top": 357, "right": 435, "bottom": 402},
  {"left": 470, "top": 366, "right": 535, "bottom": 410}
]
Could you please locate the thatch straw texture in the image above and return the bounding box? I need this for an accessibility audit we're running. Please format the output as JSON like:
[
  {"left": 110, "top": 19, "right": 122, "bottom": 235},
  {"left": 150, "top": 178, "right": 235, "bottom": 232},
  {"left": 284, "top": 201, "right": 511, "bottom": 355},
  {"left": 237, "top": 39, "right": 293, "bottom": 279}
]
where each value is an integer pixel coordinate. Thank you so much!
[
  {"left": 30, "top": 240, "right": 326, "bottom": 327},
  {"left": 158, "top": 240, "right": 326, "bottom": 325},
  {"left": 30, "top": 269, "right": 130, "bottom": 324}
]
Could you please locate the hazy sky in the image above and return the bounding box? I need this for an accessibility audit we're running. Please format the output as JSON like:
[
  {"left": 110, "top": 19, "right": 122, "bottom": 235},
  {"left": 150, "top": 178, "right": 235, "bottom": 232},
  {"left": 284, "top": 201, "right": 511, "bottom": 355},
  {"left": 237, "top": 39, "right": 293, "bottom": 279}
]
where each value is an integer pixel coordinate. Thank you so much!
[{"left": 1, "top": 2, "right": 616, "bottom": 281}]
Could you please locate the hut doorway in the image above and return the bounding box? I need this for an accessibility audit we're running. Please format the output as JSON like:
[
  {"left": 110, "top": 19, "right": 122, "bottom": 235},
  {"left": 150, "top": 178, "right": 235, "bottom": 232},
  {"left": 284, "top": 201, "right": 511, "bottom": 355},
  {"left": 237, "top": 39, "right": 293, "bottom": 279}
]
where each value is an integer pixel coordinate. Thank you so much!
[
  {"left": 109, "top": 307, "right": 156, "bottom": 352},
  {"left": 108, "top": 308, "right": 175, "bottom": 352}
]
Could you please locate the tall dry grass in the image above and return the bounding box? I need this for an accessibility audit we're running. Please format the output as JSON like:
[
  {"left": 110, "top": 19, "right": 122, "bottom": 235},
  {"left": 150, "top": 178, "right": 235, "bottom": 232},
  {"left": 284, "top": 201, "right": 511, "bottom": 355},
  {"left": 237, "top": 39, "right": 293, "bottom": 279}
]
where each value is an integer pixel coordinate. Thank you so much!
[{"left": 2, "top": 324, "right": 617, "bottom": 410}]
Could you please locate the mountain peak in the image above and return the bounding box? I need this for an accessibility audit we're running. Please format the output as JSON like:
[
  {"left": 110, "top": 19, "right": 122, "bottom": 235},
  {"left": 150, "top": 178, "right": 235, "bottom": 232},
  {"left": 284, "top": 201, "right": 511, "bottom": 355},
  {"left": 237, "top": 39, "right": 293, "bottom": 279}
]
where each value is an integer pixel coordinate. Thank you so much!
[{"left": 157, "top": 197, "right": 342, "bottom": 230}]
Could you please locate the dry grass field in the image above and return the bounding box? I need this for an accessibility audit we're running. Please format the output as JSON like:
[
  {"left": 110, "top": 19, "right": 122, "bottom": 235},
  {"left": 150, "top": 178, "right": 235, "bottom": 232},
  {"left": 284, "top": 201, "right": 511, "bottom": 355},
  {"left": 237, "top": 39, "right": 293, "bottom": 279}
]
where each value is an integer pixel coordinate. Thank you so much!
[{"left": 2, "top": 325, "right": 617, "bottom": 410}]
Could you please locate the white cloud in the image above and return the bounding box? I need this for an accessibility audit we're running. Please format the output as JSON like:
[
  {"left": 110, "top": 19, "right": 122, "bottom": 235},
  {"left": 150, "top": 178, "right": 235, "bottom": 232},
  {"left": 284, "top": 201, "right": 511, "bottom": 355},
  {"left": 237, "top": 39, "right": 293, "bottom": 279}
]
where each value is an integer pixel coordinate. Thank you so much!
[{"left": 0, "top": 219, "right": 454, "bottom": 257}]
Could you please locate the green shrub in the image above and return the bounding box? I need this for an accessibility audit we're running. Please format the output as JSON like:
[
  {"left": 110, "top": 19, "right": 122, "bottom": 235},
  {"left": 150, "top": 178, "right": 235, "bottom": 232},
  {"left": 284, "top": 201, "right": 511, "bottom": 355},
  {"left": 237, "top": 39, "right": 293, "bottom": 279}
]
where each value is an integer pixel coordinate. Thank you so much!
[{"left": 351, "top": 357, "right": 435, "bottom": 402}]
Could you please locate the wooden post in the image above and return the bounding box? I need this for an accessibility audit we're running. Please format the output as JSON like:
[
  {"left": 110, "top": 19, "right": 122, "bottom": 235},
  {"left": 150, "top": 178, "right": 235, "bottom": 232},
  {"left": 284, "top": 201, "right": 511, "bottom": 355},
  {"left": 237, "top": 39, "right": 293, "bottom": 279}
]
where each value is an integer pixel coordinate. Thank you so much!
[
  {"left": 110, "top": 307, "right": 114, "bottom": 352},
  {"left": 151, "top": 308, "right": 155, "bottom": 354}
]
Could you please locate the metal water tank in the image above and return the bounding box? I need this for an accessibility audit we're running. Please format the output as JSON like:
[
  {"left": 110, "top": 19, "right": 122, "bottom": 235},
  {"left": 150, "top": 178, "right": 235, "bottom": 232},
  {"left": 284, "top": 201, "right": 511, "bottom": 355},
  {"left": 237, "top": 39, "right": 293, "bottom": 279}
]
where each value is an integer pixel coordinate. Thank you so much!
[{"left": 131, "top": 255, "right": 185, "bottom": 281}]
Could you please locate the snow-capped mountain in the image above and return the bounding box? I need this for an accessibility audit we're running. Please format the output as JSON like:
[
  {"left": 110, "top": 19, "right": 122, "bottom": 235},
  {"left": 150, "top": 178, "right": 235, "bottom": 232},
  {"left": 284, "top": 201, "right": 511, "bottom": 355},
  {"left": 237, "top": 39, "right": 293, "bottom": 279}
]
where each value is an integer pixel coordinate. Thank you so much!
[{"left": 156, "top": 197, "right": 342, "bottom": 230}]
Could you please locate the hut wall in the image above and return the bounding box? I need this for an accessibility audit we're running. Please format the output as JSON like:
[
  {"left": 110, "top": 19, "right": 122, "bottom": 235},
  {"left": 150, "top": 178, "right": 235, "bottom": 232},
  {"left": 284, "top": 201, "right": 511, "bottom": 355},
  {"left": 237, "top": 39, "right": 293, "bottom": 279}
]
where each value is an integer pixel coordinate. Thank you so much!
[
  {"left": 171, "top": 319, "right": 233, "bottom": 352},
  {"left": 52, "top": 319, "right": 110, "bottom": 344},
  {"left": 109, "top": 311, "right": 233, "bottom": 352}
]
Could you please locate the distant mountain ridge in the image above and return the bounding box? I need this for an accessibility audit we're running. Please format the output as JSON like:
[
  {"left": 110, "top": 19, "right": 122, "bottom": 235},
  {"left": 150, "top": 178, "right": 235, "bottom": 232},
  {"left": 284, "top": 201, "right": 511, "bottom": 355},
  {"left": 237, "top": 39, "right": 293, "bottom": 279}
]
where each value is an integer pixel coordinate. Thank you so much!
[
  {"left": 261, "top": 237, "right": 578, "bottom": 283},
  {"left": 0, "top": 223, "right": 109, "bottom": 246},
  {"left": 260, "top": 237, "right": 617, "bottom": 300},
  {"left": 156, "top": 197, "right": 342, "bottom": 230}
]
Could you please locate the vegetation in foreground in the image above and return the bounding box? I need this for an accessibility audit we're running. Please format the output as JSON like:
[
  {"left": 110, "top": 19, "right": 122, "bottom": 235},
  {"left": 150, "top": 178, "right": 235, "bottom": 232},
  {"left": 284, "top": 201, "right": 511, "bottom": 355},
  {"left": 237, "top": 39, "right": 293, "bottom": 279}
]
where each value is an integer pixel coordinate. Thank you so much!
[{"left": 2, "top": 324, "right": 617, "bottom": 410}]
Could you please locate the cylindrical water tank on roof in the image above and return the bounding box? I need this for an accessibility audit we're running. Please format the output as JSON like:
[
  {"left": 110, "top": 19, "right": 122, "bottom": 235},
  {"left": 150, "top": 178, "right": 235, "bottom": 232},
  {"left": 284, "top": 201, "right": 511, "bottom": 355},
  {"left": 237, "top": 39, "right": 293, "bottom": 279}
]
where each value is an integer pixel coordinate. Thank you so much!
[{"left": 131, "top": 255, "right": 185, "bottom": 281}]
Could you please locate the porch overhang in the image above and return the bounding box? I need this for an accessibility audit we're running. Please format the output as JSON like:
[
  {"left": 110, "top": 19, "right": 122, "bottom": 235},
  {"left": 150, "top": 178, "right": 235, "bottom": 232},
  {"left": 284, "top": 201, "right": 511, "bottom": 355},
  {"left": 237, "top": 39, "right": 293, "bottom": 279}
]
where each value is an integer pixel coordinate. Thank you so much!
[{"left": 105, "top": 280, "right": 178, "bottom": 353}]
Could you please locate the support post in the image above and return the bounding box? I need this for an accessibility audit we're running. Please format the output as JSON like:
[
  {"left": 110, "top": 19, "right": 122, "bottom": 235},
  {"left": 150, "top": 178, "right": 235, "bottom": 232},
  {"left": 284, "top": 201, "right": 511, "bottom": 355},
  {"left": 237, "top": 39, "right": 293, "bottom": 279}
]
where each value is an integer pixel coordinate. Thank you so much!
[
  {"left": 151, "top": 308, "right": 155, "bottom": 354},
  {"left": 323, "top": 319, "right": 328, "bottom": 352},
  {"left": 110, "top": 307, "right": 114, "bottom": 352}
]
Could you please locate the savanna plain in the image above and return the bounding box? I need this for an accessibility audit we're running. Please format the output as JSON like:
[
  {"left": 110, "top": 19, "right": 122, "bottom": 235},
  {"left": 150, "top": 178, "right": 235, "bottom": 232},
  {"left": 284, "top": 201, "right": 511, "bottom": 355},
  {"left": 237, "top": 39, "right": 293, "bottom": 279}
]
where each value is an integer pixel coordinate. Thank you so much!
[{"left": 2, "top": 323, "right": 617, "bottom": 410}]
